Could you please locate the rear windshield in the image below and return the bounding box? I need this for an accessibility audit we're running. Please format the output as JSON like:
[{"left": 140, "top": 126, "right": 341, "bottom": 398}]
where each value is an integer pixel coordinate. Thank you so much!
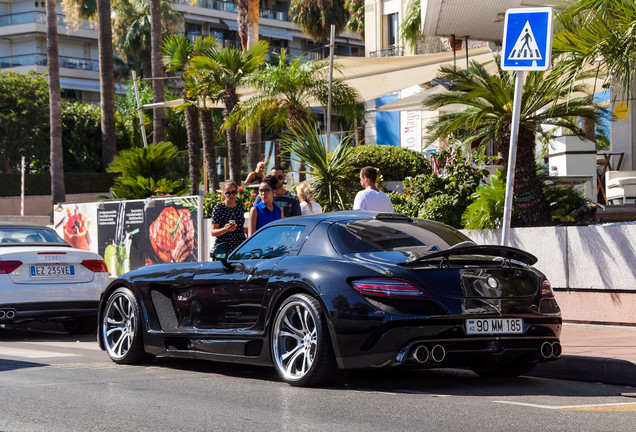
[
  {"left": 0, "top": 227, "right": 68, "bottom": 245},
  {"left": 329, "top": 219, "right": 471, "bottom": 255}
]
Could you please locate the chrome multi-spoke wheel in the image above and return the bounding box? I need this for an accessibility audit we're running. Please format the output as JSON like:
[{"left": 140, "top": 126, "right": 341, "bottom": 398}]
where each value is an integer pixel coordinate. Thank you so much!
[
  {"left": 271, "top": 294, "right": 337, "bottom": 387},
  {"left": 101, "top": 287, "right": 148, "bottom": 364}
]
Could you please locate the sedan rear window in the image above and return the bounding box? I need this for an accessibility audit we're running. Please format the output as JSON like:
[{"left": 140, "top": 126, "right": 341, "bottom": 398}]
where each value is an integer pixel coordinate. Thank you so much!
[
  {"left": 0, "top": 228, "right": 67, "bottom": 245},
  {"left": 329, "top": 219, "right": 472, "bottom": 255}
]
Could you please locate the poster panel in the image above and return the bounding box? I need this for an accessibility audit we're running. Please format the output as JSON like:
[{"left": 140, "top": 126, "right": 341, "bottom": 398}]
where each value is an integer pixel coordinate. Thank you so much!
[
  {"left": 53, "top": 203, "right": 99, "bottom": 254},
  {"left": 96, "top": 196, "right": 201, "bottom": 277}
]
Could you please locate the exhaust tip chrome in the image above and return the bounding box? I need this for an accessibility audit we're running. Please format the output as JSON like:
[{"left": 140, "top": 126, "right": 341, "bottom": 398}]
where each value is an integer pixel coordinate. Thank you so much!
[
  {"left": 551, "top": 342, "right": 562, "bottom": 358},
  {"left": 540, "top": 341, "right": 553, "bottom": 359},
  {"left": 431, "top": 345, "right": 446, "bottom": 363},
  {"left": 0, "top": 310, "right": 5, "bottom": 319},
  {"left": 413, "top": 345, "right": 429, "bottom": 364}
]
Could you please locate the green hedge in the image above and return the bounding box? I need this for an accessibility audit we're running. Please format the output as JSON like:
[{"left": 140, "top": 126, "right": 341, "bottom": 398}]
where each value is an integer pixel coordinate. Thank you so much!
[
  {"left": 349, "top": 145, "right": 431, "bottom": 181},
  {"left": 0, "top": 172, "right": 118, "bottom": 197}
]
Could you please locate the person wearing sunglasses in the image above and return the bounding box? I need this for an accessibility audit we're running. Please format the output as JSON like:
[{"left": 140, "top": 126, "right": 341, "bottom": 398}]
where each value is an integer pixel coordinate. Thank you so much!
[
  {"left": 210, "top": 180, "right": 247, "bottom": 252},
  {"left": 252, "top": 166, "right": 301, "bottom": 217},
  {"left": 249, "top": 175, "right": 283, "bottom": 236}
]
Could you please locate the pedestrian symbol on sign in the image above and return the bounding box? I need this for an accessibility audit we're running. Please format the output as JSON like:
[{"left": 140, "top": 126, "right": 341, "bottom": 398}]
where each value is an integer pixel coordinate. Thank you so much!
[{"left": 508, "top": 21, "right": 541, "bottom": 61}]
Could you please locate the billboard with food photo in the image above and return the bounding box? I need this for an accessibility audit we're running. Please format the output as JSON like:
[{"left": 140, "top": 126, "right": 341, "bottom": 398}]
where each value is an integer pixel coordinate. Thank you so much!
[
  {"left": 97, "top": 196, "right": 202, "bottom": 277},
  {"left": 53, "top": 203, "right": 99, "bottom": 254},
  {"left": 54, "top": 196, "right": 202, "bottom": 278}
]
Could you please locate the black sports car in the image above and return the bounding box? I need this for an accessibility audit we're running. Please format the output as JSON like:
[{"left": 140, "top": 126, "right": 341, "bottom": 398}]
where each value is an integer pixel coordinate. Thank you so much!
[{"left": 98, "top": 212, "right": 562, "bottom": 386}]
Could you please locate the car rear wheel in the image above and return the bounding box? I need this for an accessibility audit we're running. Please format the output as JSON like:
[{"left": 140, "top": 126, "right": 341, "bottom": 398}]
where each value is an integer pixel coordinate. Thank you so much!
[
  {"left": 102, "top": 287, "right": 151, "bottom": 364},
  {"left": 271, "top": 293, "right": 338, "bottom": 387},
  {"left": 471, "top": 360, "right": 536, "bottom": 378}
]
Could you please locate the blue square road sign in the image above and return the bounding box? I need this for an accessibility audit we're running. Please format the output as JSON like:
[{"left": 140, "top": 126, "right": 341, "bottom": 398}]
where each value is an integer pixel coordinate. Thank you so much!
[{"left": 501, "top": 7, "right": 553, "bottom": 71}]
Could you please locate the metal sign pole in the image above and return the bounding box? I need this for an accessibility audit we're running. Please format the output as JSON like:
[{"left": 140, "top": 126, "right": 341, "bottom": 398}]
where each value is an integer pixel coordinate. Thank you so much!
[
  {"left": 326, "top": 25, "right": 335, "bottom": 147},
  {"left": 501, "top": 70, "right": 525, "bottom": 246},
  {"left": 132, "top": 70, "right": 148, "bottom": 147}
]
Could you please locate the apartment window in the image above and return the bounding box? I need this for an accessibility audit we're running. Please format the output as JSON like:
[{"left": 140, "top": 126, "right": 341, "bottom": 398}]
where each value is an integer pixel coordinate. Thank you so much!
[
  {"left": 185, "top": 22, "right": 202, "bottom": 37},
  {"left": 384, "top": 12, "right": 398, "bottom": 49}
]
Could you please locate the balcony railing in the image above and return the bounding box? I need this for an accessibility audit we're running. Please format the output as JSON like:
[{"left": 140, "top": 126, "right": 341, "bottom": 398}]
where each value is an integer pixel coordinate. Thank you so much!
[
  {"left": 369, "top": 45, "right": 402, "bottom": 57},
  {"left": 0, "top": 53, "right": 99, "bottom": 71},
  {"left": 0, "top": 11, "right": 95, "bottom": 30},
  {"left": 176, "top": 0, "right": 290, "bottom": 22}
]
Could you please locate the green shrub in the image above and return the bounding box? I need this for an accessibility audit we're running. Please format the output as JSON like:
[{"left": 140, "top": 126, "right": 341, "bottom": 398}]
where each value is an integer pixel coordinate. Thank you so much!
[
  {"left": 349, "top": 144, "right": 431, "bottom": 181},
  {"left": 462, "top": 169, "right": 506, "bottom": 229},
  {"left": 419, "top": 194, "right": 465, "bottom": 228},
  {"left": 107, "top": 142, "right": 189, "bottom": 199}
]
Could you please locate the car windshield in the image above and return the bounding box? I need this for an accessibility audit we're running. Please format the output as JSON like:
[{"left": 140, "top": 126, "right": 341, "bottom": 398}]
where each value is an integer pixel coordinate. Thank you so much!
[
  {"left": 0, "top": 227, "right": 68, "bottom": 245},
  {"left": 329, "top": 219, "right": 472, "bottom": 255}
]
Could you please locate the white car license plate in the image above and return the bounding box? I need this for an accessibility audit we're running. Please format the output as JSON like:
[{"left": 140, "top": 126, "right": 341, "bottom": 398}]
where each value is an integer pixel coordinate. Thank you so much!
[
  {"left": 30, "top": 265, "right": 75, "bottom": 277},
  {"left": 465, "top": 318, "right": 523, "bottom": 335}
]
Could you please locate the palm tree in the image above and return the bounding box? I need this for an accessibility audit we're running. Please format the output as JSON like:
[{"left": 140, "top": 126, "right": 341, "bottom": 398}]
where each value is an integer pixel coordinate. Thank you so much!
[
  {"left": 111, "top": 0, "right": 181, "bottom": 78},
  {"left": 400, "top": 0, "right": 421, "bottom": 55},
  {"left": 163, "top": 35, "right": 219, "bottom": 195},
  {"left": 47, "top": 0, "right": 65, "bottom": 209},
  {"left": 190, "top": 41, "right": 269, "bottom": 182},
  {"left": 344, "top": 0, "right": 364, "bottom": 39},
  {"left": 150, "top": 0, "right": 166, "bottom": 143},
  {"left": 61, "top": 0, "right": 117, "bottom": 170},
  {"left": 553, "top": 1, "right": 636, "bottom": 103},
  {"left": 290, "top": 0, "right": 348, "bottom": 43},
  {"left": 280, "top": 121, "right": 356, "bottom": 211},
  {"left": 227, "top": 50, "right": 363, "bottom": 134},
  {"left": 424, "top": 58, "right": 604, "bottom": 226}
]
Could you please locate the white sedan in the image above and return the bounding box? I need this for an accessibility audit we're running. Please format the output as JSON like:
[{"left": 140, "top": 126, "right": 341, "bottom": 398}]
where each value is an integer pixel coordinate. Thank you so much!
[{"left": 0, "top": 221, "right": 109, "bottom": 334}]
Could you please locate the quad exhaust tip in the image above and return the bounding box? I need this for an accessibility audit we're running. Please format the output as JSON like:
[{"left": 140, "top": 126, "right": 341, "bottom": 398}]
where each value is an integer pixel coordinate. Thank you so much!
[
  {"left": 540, "top": 341, "right": 561, "bottom": 359},
  {"left": 431, "top": 345, "right": 446, "bottom": 363},
  {"left": 0, "top": 309, "right": 16, "bottom": 321},
  {"left": 413, "top": 345, "right": 430, "bottom": 364}
]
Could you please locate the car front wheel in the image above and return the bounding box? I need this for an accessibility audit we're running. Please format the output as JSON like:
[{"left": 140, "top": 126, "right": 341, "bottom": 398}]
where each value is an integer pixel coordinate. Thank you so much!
[
  {"left": 271, "top": 293, "right": 338, "bottom": 387},
  {"left": 101, "top": 287, "right": 151, "bottom": 364}
]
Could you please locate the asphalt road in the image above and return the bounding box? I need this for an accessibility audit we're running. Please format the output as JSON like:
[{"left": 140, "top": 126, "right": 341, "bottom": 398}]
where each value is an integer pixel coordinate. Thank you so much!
[{"left": 1, "top": 323, "right": 635, "bottom": 432}]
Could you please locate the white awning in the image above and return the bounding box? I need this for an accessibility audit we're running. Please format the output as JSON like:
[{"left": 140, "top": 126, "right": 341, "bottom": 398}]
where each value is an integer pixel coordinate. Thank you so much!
[
  {"left": 333, "top": 46, "right": 496, "bottom": 102},
  {"left": 59, "top": 78, "right": 126, "bottom": 94}
]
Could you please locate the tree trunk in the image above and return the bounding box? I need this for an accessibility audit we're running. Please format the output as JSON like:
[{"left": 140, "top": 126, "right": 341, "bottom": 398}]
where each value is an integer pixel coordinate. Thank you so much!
[
  {"left": 581, "top": 116, "right": 596, "bottom": 143},
  {"left": 237, "top": 0, "right": 248, "bottom": 50},
  {"left": 244, "top": 0, "right": 261, "bottom": 175},
  {"left": 97, "top": 0, "right": 116, "bottom": 170},
  {"left": 185, "top": 103, "right": 202, "bottom": 195},
  {"left": 501, "top": 126, "right": 551, "bottom": 227},
  {"left": 149, "top": 0, "right": 165, "bottom": 144},
  {"left": 223, "top": 89, "right": 242, "bottom": 182},
  {"left": 200, "top": 108, "right": 219, "bottom": 193},
  {"left": 46, "top": 0, "right": 65, "bottom": 213}
]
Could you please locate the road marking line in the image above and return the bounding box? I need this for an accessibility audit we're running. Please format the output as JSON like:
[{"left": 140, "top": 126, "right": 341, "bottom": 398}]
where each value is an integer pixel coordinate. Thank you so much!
[
  {"left": 0, "top": 347, "right": 77, "bottom": 358},
  {"left": 22, "top": 341, "right": 101, "bottom": 351},
  {"left": 495, "top": 400, "right": 636, "bottom": 410}
]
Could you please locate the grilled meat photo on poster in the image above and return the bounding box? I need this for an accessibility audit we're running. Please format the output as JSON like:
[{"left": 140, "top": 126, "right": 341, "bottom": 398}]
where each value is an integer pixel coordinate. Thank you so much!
[{"left": 148, "top": 206, "right": 195, "bottom": 263}]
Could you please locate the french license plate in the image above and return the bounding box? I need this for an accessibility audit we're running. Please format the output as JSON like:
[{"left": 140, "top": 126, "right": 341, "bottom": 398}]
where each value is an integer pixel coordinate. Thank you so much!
[
  {"left": 465, "top": 318, "right": 523, "bottom": 335},
  {"left": 30, "top": 265, "right": 75, "bottom": 277}
]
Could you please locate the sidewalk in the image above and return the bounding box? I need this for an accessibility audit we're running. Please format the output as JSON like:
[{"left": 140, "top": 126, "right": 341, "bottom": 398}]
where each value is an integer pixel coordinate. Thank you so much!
[{"left": 531, "top": 323, "right": 636, "bottom": 386}]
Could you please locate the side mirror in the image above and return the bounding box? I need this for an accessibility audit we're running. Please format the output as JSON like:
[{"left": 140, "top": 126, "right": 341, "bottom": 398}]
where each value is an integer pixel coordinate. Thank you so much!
[{"left": 211, "top": 243, "right": 230, "bottom": 267}]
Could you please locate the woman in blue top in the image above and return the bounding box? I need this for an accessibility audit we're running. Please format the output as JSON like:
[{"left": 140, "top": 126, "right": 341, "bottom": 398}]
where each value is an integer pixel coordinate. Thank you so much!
[{"left": 248, "top": 175, "right": 283, "bottom": 236}]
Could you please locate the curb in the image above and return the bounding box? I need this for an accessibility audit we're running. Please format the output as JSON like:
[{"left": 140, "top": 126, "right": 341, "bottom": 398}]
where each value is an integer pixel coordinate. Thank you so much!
[{"left": 530, "top": 355, "right": 636, "bottom": 387}]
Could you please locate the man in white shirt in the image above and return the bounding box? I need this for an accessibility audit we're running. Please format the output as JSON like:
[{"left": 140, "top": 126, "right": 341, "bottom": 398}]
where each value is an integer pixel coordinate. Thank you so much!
[{"left": 353, "top": 166, "right": 395, "bottom": 212}]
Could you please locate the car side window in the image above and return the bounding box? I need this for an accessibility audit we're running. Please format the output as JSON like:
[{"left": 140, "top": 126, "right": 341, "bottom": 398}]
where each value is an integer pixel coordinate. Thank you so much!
[{"left": 230, "top": 225, "right": 307, "bottom": 260}]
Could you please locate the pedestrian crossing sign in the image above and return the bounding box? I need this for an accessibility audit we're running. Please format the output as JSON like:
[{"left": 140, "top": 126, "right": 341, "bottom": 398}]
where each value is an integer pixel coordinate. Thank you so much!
[{"left": 501, "top": 7, "right": 553, "bottom": 71}]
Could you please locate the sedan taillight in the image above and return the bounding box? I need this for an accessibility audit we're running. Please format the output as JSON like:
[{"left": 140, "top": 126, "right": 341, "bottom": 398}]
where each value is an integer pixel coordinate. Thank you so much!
[
  {"left": 540, "top": 277, "right": 554, "bottom": 298},
  {"left": 352, "top": 278, "right": 430, "bottom": 299},
  {"left": 81, "top": 259, "right": 109, "bottom": 273},
  {"left": 0, "top": 260, "right": 22, "bottom": 274}
]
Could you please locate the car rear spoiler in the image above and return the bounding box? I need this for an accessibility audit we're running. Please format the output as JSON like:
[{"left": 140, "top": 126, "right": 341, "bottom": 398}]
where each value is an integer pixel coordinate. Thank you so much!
[{"left": 399, "top": 244, "right": 538, "bottom": 267}]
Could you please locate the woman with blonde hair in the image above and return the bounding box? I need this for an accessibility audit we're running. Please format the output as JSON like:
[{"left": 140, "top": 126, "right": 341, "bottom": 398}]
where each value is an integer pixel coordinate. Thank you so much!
[{"left": 296, "top": 181, "right": 322, "bottom": 215}]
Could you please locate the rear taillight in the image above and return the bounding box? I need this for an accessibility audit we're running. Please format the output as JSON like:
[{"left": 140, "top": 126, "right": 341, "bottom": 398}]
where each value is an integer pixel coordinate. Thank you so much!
[
  {"left": 81, "top": 259, "right": 109, "bottom": 273},
  {"left": 352, "top": 278, "right": 430, "bottom": 299},
  {"left": 540, "top": 277, "right": 554, "bottom": 298},
  {"left": 0, "top": 260, "right": 22, "bottom": 274}
]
